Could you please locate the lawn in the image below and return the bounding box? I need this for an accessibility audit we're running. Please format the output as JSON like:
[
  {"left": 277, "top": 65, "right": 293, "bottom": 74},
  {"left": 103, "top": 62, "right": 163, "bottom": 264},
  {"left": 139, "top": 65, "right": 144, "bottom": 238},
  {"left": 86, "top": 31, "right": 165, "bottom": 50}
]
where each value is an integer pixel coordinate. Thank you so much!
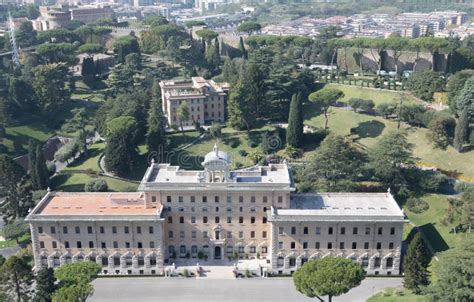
[
  {"left": 327, "top": 83, "right": 417, "bottom": 106},
  {"left": 367, "top": 288, "right": 427, "bottom": 302},
  {"left": 1, "top": 123, "right": 55, "bottom": 155},
  {"left": 0, "top": 233, "right": 31, "bottom": 249},
  {"left": 303, "top": 105, "right": 474, "bottom": 179},
  {"left": 63, "top": 143, "right": 105, "bottom": 172},
  {"left": 404, "top": 194, "right": 464, "bottom": 253}
]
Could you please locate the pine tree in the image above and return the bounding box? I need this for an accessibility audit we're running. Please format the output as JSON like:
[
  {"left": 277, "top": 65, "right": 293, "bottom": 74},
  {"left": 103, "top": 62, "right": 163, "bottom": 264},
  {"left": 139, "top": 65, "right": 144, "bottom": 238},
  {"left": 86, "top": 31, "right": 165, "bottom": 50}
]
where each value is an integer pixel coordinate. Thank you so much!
[
  {"left": 403, "top": 232, "right": 430, "bottom": 294},
  {"left": 27, "top": 140, "right": 38, "bottom": 189},
  {"left": 287, "top": 93, "right": 303, "bottom": 148},
  {"left": 34, "top": 267, "right": 56, "bottom": 302},
  {"left": 239, "top": 36, "right": 247, "bottom": 59},
  {"left": 35, "top": 145, "right": 49, "bottom": 190},
  {"left": 454, "top": 108, "right": 469, "bottom": 152},
  {"left": 222, "top": 57, "right": 236, "bottom": 84}
]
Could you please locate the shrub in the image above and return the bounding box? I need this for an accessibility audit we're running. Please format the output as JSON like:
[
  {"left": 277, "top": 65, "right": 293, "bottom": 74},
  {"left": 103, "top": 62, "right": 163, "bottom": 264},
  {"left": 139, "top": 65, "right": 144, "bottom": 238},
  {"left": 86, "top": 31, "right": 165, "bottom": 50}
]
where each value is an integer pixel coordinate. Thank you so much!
[
  {"left": 84, "top": 179, "right": 108, "bottom": 192},
  {"left": 454, "top": 181, "right": 474, "bottom": 193},
  {"left": 348, "top": 98, "right": 375, "bottom": 112},
  {"left": 235, "top": 162, "right": 243, "bottom": 168},
  {"left": 406, "top": 198, "right": 430, "bottom": 214},
  {"left": 209, "top": 122, "right": 221, "bottom": 138},
  {"left": 248, "top": 140, "right": 258, "bottom": 148},
  {"left": 197, "top": 251, "right": 204, "bottom": 260},
  {"left": 183, "top": 269, "right": 189, "bottom": 277},
  {"left": 245, "top": 269, "right": 251, "bottom": 278},
  {"left": 238, "top": 150, "right": 247, "bottom": 156},
  {"left": 375, "top": 102, "right": 397, "bottom": 118},
  {"left": 229, "top": 140, "right": 240, "bottom": 148}
]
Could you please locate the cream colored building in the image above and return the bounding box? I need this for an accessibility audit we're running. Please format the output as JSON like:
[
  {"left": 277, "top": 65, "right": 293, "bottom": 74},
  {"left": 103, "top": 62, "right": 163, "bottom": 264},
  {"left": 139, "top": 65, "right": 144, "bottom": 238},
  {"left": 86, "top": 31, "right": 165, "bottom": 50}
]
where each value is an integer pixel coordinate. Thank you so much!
[
  {"left": 160, "top": 77, "right": 229, "bottom": 128},
  {"left": 27, "top": 145, "right": 406, "bottom": 276}
]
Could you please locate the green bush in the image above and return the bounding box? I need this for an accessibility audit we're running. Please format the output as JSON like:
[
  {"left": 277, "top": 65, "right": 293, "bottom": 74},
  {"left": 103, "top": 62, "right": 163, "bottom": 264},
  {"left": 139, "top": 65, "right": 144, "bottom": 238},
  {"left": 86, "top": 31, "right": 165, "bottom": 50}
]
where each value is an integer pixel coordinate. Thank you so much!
[
  {"left": 238, "top": 150, "right": 248, "bottom": 156},
  {"left": 406, "top": 197, "right": 430, "bottom": 214},
  {"left": 454, "top": 181, "right": 474, "bottom": 193},
  {"left": 229, "top": 140, "right": 240, "bottom": 148},
  {"left": 84, "top": 179, "right": 108, "bottom": 192}
]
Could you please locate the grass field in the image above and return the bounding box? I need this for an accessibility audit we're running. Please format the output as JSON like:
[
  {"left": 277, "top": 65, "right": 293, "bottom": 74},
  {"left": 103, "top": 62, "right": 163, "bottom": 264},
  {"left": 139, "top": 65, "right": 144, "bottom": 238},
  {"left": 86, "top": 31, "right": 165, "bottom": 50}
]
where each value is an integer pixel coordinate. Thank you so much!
[
  {"left": 63, "top": 143, "right": 105, "bottom": 172},
  {"left": 367, "top": 288, "right": 427, "bottom": 302},
  {"left": 0, "top": 233, "right": 31, "bottom": 249},
  {"left": 327, "top": 84, "right": 417, "bottom": 106}
]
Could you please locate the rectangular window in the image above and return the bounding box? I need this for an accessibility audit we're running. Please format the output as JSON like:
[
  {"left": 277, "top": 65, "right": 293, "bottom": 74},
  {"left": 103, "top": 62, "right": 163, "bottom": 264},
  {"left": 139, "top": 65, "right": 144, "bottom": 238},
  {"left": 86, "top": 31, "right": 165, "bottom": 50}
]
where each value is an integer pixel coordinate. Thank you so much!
[
  {"left": 390, "top": 227, "right": 395, "bottom": 235},
  {"left": 149, "top": 226, "right": 154, "bottom": 234},
  {"left": 168, "top": 217, "right": 173, "bottom": 223},
  {"left": 364, "top": 242, "right": 369, "bottom": 249},
  {"left": 315, "top": 242, "right": 320, "bottom": 249},
  {"left": 353, "top": 227, "right": 358, "bottom": 235},
  {"left": 263, "top": 217, "right": 267, "bottom": 224},
  {"left": 192, "top": 231, "right": 196, "bottom": 239},
  {"left": 87, "top": 226, "right": 93, "bottom": 234},
  {"left": 239, "top": 196, "right": 244, "bottom": 203},
  {"left": 180, "top": 231, "right": 185, "bottom": 239},
  {"left": 215, "top": 216, "right": 220, "bottom": 223},
  {"left": 150, "top": 241, "right": 155, "bottom": 248},
  {"left": 278, "top": 242, "right": 283, "bottom": 249},
  {"left": 168, "top": 231, "right": 173, "bottom": 238},
  {"left": 101, "top": 242, "right": 106, "bottom": 249},
  {"left": 227, "top": 195, "right": 232, "bottom": 203},
  {"left": 52, "top": 241, "right": 57, "bottom": 249},
  {"left": 112, "top": 226, "right": 117, "bottom": 234},
  {"left": 303, "top": 242, "right": 308, "bottom": 249},
  {"left": 376, "top": 242, "right": 382, "bottom": 249},
  {"left": 327, "top": 242, "right": 332, "bottom": 249},
  {"left": 303, "top": 227, "right": 308, "bottom": 234},
  {"left": 340, "top": 227, "right": 345, "bottom": 235},
  {"left": 65, "top": 241, "right": 70, "bottom": 248},
  {"left": 38, "top": 226, "right": 43, "bottom": 234},
  {"left": 40, "top": 241, "right": 45, "bottom": 248},
  {"left": 62, "top": 226, "right": 67, "bottom": 234},
  {"left": 251, "top": 217, "right": 255, "bottom": 224},
  {"left": 251, "top": 196, "right": 256, "bottom": 203},
  {"left": 167, "top": 196, "right": 171, "bottom": 203},
  {"left": 77, "top": 241, "right": 82, "bottom": 249},
  {"left": 202, "top": 196, "right": 207, "bottom": 203},
  {"left": 137, "top": 226, "right": 141, "bottom": 234},
  {"left": 340, "top": 242, "right": 345, "bottom": 249},
  {"left": 100, "top": 226, "right": 105, "bottom": 234},
  {"left": 180, "top": 217, "right": 184, "bottom": 223},
  {"left": 124, "top": 226, "right": 129, "bottom": 234},
  {"left": 203, "top": 231, "right": 208, "bottom": 238},
  {"left": 178, "top": 196, "right": 183, "bottom": 203},
  {"left": 389, "top": 242, "right": 394, "bottom": 249},
  {"left": 125, "top": 242, "right": 130, "bottom": 249},
  {"left": 227, "top": 217, "right": 232, "bottom": 224},
  {"left": 291, "top": 242, "right": 296, "bottom": 249},
  {"left": 89, "top": 241, "right": 94, "bottom": 248},
  {"left": 262, "top": 247, "right": 268, "bottom": 253},
  {"left": 315, "top": 227, "right": 321, "bottom": 235},
  {"left": 50, "top": 226, "right": 56, "bottom": 234},
  {"left": 291, "top": 227, "right": 296, "bottom": 235},
  {"left": 278, "top": 196, "right": 283, "bottom": 203},
  {"left": 191, "top": 216, "right": 196, "bottom": 223},
  {"left": 250, "top": 231, "right": 255, "bottom": 238},
  {"left": 239, "top": 217, "right": 244, "bottom": 224},
  {"left": 151, "top": 196, "right": 156, "bottom": 203},
  {"left": 227, "top": 231, "right": 232, "bottom": 239},
  {"left": 113, "top": 241, "right": 118, "bottom": 248},
  {"left": 74, "top": 226, "right": 80, "bottom": 234},
  {"left": 328, "top": 227, "right": 333, "bottom": 235},
  {"left": 278, "top": 227, "right": 284, "bottom": 235},
  {"left": 263, "top": 196, "right": 268, "bottom": 203},
  {"left": 203, "top": 216, "right": 208, "bottom": 224},
  {"left": 239, "top": 231, "right": 243, "bottom": 239},
  {"left": 352, "top": 242, "right": 357, "bottom": 249},
  {"left": 250, "top": 246, "right": 256, "bottom": 253},
  {"left": 238, "top": 246, "right": 245, "bottom": 253},
  {"left": 190, "top": 196, "right": 195, "bottom": 203},
  {"left": 262, "top": 231, "right": 267, "bottom": 238},
  {"left": 215, "top": 196, "right": 219, "bottom": 203},
  {"left": 365, "top": 227, "right": 371, "bottom": 235},
  {"left": 378, "top": 227, "right": 383, "bottom": 235}
]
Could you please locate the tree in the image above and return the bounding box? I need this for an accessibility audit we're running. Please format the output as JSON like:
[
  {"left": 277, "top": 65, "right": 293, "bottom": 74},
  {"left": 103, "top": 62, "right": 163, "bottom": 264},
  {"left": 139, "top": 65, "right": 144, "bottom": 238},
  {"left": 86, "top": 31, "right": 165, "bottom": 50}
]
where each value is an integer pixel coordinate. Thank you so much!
[
  {"left": 104, "top": 116, "right": 139, "bottom": 176},
  {"left": 143, "top": 16, "right": 169, "bottom": 27},
  {"left": 1, "top": 219, "right": 29, "bottom": 244},
  {"left": 239, "top": 36, "right": 247, "bottom": 59},
  {"left": 32, "top": 63, "right": 70, "bottom": 116},
  {"left": 237, "top": 22, "right": 262, "bottom": 35},
  {"left": 84, "top": 179, "right": 108, "bottom": 192},
  {"left": 406, "top": 70, "right": 445, "bottom": 102},
  {"left": 54, "top": 140, "right": 79, "bottom": 164},
  {"left": 0, "top": 255, "right": 34, "bottom": 302},
  {"left": 308, "top": 134, "right": 364, "bottom": 191},
  {"left": 369, "top": 131, "right": 415, "bottom": 194},
  {"left": 113, "top": 35, "right": 140, "bottom": 64},
  {"left": 16, "top": 21, "right": 37, "bottom": 47},
  {"left": 453, "top": 108, "right": 469, "bottom": 152},
  {"left": 425, "top": 236, "right": 474, "bottom": 301},
  {"left": 428, "top": 113, "right": 455, "bottom": 150},
  {"left": 63, "top": 108, "right": 90, "bottom": 157},
  {"left": 348, "top": 98, "right": 374, "bottom": 113},
  {"left": 209, "top": 122, "right": 221, "bottom": 138},
  {"left": 286, "top": 93, "right": 303, "bottom": 148},
  {"left": 34, "top": 268, "right": 56, "bottom": 302},
  {"left": 227, "top": 78, "right": 255, "bottom": 132},
  {"left": 146, "top": 84, "right": 167, "bottom": 157},
  {"left": 36, "top": 43, "right": 77, "bottom": 65},
  {"left": 78, "top": 43, "right": 104, "bottom": 54},
  {"left": 34, "top": 144, "right": 49, "bottom": 190},
  {"left": 446, "top": 70, "right": 474, "bottom": 111},
  {"left": 176, "top": 102, "right": 190, "bottom": 137},
  {"left": 403, "top": 232, "right": 430, "bottom": 294},
  {"left": 455, "top": 76, "right": 474, "bottom": 123},
  {"left": 53, "top": 262, "right": 101, "bottom": 302},
  {"left": 309, "top": 88, "right": 344, "bottom": 129},
  {"left": 293, "top": 257, "right": 365, "bottom": 302},
  {"left": 195, "top": 29, "right": 218, "bottom": 45}
]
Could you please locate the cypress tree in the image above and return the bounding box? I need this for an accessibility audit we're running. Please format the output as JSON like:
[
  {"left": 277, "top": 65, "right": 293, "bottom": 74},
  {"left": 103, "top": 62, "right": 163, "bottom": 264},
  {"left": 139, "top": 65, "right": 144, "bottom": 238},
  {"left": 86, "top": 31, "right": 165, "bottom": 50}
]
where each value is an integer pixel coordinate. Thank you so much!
[
  {"left": 35, "top": 144, "right": 49, "bottom": 190},
  {"left": 453, "top": 108, "right": 469, "bottom": 152},
  {"left": 287, "top": 93, "right": 303, "bottom": 148},
  {"left": 34, "top": 267, "right": 56, "bottom": 302},
  {"left": 239, "top": 36, "right": 247, "bottom": 59},
  {"left": 28, "top": 140, "right": 38, "bottom": 189},
  {"left": 146, "top": 93, "right": 167, "bottom": 160},
  {"left": 403, "top": 232, "right": 430, "bottom": 294}
]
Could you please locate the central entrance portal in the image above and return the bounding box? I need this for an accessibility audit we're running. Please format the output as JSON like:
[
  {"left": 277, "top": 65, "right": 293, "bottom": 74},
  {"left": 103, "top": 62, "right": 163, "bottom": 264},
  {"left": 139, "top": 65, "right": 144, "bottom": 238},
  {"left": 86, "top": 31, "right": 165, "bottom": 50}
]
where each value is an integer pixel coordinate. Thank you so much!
[{"left": 214, "top": 246, "right": 222, "bottom": 260}]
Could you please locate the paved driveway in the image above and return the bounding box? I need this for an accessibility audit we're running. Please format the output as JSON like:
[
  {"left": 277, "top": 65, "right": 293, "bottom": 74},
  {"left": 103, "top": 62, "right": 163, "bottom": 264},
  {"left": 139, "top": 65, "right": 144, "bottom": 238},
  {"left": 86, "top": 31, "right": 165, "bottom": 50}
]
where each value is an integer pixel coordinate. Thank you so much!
[{"left": 90, "top": 277, "right": 402, "bottom": 302}]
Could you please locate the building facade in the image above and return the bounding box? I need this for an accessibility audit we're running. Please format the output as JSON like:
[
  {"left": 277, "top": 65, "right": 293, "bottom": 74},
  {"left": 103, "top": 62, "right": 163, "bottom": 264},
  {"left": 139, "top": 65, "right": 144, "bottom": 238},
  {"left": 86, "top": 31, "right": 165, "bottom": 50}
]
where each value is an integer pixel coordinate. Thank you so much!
[
  {"left": 160, "top": 77, "right": 229, "bottom": 128},
  {"left": 27, "top": 145, "right": 406, "bottom": 276}
]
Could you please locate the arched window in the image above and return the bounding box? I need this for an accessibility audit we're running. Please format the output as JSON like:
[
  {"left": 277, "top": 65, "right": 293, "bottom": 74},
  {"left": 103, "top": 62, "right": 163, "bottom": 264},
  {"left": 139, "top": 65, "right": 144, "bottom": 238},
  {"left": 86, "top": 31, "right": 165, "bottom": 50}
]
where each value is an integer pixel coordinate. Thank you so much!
[
  {"left": 386, "top": 257, "right": 394, "bottom": 268},
  {"left": 374, "top": 257, "right": 381, "bottom": 268},
  {"left": 289, "top": 257, "right": 296, "bottom": 267}
]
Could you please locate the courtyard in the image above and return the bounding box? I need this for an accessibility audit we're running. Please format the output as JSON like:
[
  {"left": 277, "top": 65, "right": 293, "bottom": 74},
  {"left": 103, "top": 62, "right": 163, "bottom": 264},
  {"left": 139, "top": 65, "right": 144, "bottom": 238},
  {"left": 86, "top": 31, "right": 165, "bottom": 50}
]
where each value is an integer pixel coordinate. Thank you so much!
[{"left": 90, "top": 276, "right": 403, "bottom": 302}]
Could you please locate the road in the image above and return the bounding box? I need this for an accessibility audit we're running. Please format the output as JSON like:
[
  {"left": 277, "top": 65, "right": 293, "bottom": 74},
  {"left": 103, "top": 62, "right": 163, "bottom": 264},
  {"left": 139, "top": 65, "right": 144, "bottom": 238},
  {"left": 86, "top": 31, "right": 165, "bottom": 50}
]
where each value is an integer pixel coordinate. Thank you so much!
[{"left": 90, "top": 277, "right": 402, "bottom": 302}]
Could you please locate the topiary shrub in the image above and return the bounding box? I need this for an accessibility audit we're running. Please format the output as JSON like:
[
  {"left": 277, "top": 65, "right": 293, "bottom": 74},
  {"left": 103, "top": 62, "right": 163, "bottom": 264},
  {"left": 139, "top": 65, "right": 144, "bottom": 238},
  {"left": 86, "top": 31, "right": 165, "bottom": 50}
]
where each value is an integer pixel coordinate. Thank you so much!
[
  {"left": 406, "top": 197, "right": 429, "bottom": 214},
  {"left": 238, "top": 149, "right": 248, "bottom": 156},
  {"left": 84, "top": 179, "right": 108, "bottom": 192}
]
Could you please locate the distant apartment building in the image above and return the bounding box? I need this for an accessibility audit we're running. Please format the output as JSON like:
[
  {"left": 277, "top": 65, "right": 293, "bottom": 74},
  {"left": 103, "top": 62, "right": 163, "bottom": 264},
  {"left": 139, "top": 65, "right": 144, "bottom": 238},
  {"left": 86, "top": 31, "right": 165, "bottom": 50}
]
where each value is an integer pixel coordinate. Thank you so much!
[
  {"left": 26, "top": 145, "right": 407, "bottom": 276},
  {"left": 160, "top": 77, "right": 229, "bottom": 128},
  {"left": 195, "top": 0, "right": 235, "bottom": 12}
]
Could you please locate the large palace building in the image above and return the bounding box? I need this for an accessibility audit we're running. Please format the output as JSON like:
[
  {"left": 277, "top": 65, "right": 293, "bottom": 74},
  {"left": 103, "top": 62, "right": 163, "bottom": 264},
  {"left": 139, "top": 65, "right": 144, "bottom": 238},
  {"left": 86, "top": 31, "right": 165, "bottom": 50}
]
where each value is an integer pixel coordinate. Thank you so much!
[{"left": 26, "top": 145, "right": 406, "bottom": 276}]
